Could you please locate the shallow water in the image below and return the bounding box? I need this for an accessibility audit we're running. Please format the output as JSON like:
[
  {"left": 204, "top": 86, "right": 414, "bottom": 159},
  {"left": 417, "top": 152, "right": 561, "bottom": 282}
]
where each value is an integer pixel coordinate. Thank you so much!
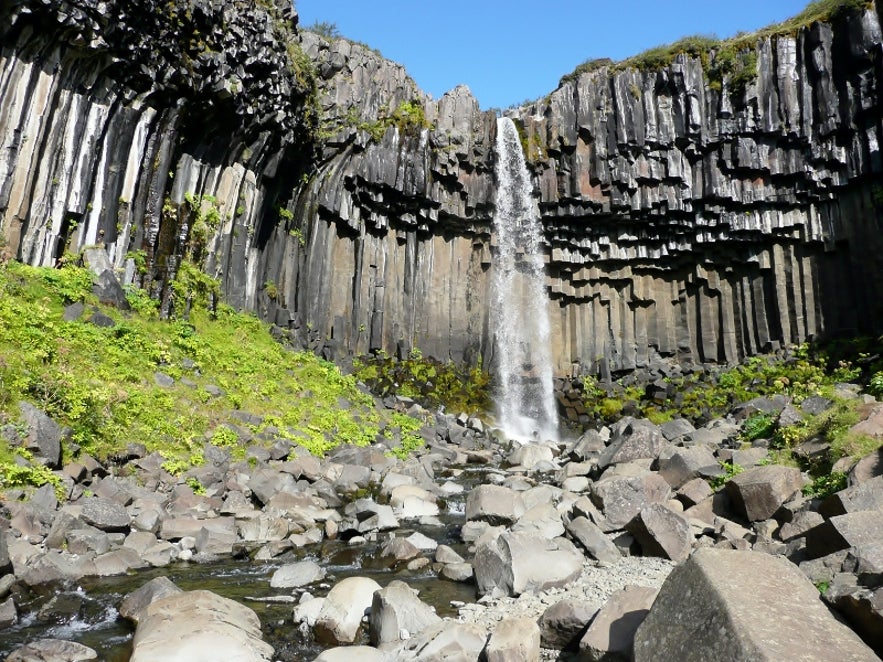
[{"left": 1, "top": 482, "right": 479, "bottom": 660}]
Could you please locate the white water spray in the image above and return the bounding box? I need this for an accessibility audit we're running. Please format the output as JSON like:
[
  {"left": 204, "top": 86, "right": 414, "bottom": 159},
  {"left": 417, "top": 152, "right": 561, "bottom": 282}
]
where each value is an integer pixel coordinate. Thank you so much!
[{"left": 490, "top": 117, "right": 558, "bottom": 441}]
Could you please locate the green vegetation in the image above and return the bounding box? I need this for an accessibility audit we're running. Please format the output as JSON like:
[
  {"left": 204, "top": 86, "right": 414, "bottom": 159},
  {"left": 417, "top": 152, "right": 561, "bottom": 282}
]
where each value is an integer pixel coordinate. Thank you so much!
[
  {"left": 0, "top": 259, "right": 389, "bottom": 493},
  {"left": 305, "top": 21, "right": 341, "bottom": 40},
  {"left": 385, "top": 411, "right": 425, "bottom": 460},
  {"left": 354, "top": 350, "right": 491, "bottom": 416},
  {"left": 709, "top": 460, "right": 745, "bottom": 490}
]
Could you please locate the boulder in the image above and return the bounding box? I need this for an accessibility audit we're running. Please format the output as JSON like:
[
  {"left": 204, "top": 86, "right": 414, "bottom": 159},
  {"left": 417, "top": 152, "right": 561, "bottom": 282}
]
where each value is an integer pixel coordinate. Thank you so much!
[
  {"left": 368, "top": 580, "right": 441, "bottom": 645},
  {"left": 18, "top": 401, "right": 64, "bottom": 468},
  {"left": 635, "top": 548, "right": 878, "bottom": 661},
  {"left": 130, "top": 590, "right": 273, "bottom": 662},
  {"left": 485, "top": 616, "right": 541, "bottom": 662},
  {"left": 819, "top": 475, "right": 883, "bottom": 517},
  {"left": 565, "top": 516, "right": 621, "bottom": 565},
  {"left": 465, "top": 484, "right": 525, "bottom": 525},
  {"left": 119, "top": 577, "right": 183, "bottom": 624},
  {"left": 511, "top": 502, "right": 566, "bottom": 539},
  {"left": 0, "top": 596, "right": 16, "bottom": 628},
  {"left": 5, "top": 639, "right": 98, "bottom": 661},
  {"left": 473, "top": 531, "right": 583, "bottom": 598},
  {"left": 539, "top": 598, "right": 599, "bottom": 651},
  {"left": 79, "top": 497, "right": 130, "bottom": 532},
  {"left": 598, "top": 418, "right": 666, "bottom": 469},
  {"left": 805, "top": 510, "right": 883, "bottom": 559},
  {"left": 391, "top": 621, "right": 487, "bottom": 661},
  {"left": 507, "top": 443, "right": 555, "bottom": 469},
  {"left": 657, "top": 446, "right": 718, "bottom": 489},
  {"left": 826, "top": 584, "right": 883, "bottom": 657},
  {"left": 591, "top": 471, "right": 672, "bottom": 529},
  {"left": 270, "top": 561, "right": 326, "bottom": 589},
  {"left": 314, "top": 576, "right": 382, "bottom": 645},
  {"left": 726, "top": 465, "right": 803, "bottom": 522},
  {"left": 626, "top": 504, "right": 693, "bottom": 563},
  {"left": 580, "top": 585, "right": 657, "bottom": 661}
]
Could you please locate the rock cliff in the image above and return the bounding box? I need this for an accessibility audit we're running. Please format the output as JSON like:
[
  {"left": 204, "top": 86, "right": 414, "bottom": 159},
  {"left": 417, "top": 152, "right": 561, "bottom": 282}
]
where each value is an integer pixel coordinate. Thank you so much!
[{"left": 1, "top": 0, "right": 882, "bottom": 378}]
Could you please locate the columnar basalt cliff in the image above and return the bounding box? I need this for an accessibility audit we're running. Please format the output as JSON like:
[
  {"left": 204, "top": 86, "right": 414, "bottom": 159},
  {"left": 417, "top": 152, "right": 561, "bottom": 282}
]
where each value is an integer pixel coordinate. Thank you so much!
[{"left": 1, "top": 0, "right": 882, "bottom": 378}]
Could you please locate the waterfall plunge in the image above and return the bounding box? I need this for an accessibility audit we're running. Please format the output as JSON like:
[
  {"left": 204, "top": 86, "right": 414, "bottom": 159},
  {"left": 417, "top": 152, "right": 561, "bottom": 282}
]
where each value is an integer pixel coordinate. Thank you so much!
[{"left": 490, "top": 117, "right": 558, "bottom": 441}]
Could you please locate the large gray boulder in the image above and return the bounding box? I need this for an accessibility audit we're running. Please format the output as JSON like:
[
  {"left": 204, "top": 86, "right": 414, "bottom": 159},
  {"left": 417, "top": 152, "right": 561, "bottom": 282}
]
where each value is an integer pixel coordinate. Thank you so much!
[
  {"left": 130, "top": 590, "right": 273, "bottom": 661},
  {"left": 485, "top": 616, "right": 541, "bottom": 662},
  {"left": 598, "top": 418, "right": 667, "bottom": 469},
  {"left": 368, "top": 580, "right": 441, "bottom": 645},
  {"left": 565, "top": 516, "right": 621, "bottom": 565},
  {"left": 473, "top": 531, "right": 583, "bottom": 598},
  {"left": 805, "top": 510, "right": 883, "bottom": 559},
  {"left": 658, "top": 446, "right": 718, "bottom": 489},
  {"left": 390, "top": 621, "right": 488, "bottom": 661},
  {"left": 539, "top": 598, "right": 599, "bottom": 651},
  {"left": 465, "top": 484, "right": 525, "bottom": 525},
  {"left": 626, "top": 504, "right": 693, "bottom": 563},
  {"left": 18, "top": 401, "right": 64, "bottom": 468},
  {"left": 119, "top": 576, "right": 183, "bottom": 624},
  {"left": 591, "top": 471, "right": 672, "bottom": 529},
  {"left": 725, "top": 465, "right": 803, "bottom": 522},
  {"left": 633, "top": 548, "right": 879, "bottom": 661},
  {"left": 79, "top": 497, "right": 130, "bottom": 532},
  {"left": 314, "top": 576, "right": 382, "bottom": 645},
  {"left": 580, "top": 585, "right": 657, "bottom": 661}
]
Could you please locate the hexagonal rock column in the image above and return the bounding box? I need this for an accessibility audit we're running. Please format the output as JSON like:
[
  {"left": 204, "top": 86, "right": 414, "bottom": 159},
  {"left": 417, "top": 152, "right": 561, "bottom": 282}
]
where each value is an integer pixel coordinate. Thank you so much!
[{"left": 633, "top": 548, "right": 878, "bottom": 662}]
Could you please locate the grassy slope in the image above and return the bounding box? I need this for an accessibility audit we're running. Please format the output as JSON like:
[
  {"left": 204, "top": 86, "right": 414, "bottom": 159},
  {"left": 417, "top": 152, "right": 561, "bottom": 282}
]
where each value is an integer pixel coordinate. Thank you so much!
[{"left": 0, "top": 260, "right": 412, "bottom": 493}]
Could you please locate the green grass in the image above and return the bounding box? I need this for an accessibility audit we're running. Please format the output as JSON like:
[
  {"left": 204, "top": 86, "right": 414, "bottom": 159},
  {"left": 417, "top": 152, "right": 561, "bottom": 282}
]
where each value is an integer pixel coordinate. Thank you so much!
[{"left": 0, "top": 259, "right": 392, "bottom": 492}]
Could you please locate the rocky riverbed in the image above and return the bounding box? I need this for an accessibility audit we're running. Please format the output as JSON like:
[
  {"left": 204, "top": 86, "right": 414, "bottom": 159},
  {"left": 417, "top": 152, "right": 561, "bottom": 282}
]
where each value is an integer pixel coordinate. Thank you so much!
[{"left": 2, "top": 387, "right": 883, "bottom": 661}]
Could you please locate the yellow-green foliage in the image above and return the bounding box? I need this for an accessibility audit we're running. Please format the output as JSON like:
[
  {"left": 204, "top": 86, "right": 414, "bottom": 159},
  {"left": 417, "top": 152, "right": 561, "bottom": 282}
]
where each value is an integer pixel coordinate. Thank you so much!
[
  {"left": 353, "top": 100, "right": 433, "bottom": 142},
  {"left": 354, "top": 351, "right": 491, "bottom": 416},
  {"left": 0, "top": 260, "right": 381, "bottom": 480},
  {"left": 385, "top": 411, "right": 425, "bottom": 459}
]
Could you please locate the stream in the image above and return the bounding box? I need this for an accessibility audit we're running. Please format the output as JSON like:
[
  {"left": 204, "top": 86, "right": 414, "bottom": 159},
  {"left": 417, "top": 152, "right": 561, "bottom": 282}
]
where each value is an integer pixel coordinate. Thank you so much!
[{"left": 0, "top": 475, "right": 482, "bottom": 660}]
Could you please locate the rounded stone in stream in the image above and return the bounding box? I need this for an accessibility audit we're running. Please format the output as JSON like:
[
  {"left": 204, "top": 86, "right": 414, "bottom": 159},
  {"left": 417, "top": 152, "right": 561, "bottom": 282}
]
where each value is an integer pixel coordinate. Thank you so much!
[
  {"left": 6, "top": 639, "right": 98, "bottom": 661},
  {"left": 270, "top": 560, "right": 326, "bottom": 589}
]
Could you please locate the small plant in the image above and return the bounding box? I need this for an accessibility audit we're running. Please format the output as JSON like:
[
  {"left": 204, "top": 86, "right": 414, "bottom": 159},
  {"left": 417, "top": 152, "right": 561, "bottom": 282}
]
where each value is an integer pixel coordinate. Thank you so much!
[
  {"left": 741, "top": 413, "right": 777, "bottom": 442},
  {"left": 264, "top": 280, "right": 279, "bottom": 300},
  {"left": 803, "top": 471, "right": 847, "bottom": 498},
  {"left": 709, "top": 460, "right": 744, "bottom": 490},
  {"left": 186, "top": 476, "right": 207, "bottom": 495}
]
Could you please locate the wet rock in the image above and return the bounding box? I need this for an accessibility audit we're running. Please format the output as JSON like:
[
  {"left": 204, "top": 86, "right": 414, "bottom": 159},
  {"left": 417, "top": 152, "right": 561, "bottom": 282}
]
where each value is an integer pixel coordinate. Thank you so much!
[
  {"left": 726, "top": 465, "right": 803, "bottom": 522},
  {"left": 378, "top": 537, "right": 421, "bottom": 566},
  {"left": 539, "top": 598, "right": 599, "bottom": 651},
  {"left": 473, "top": 531, "right": 583, "bottom": 598},
  {"left": 119, "top": 577, "right": 183, "bottom": 624},
  {"left": 580, "top": 585, "right": 657, "bottom": 661},
  {"left": 0, "top": 595, "right": 17, "bottom": 628},
  {"left": 485, "top": 616, "right": 541, "bottom": 662},
  {"left": 130, "top": 590, "right": 273, "bottom": 661},
  {"left": 389, "top": 485, "right": 439, "bottom": 519},
  {"left": 507, "top": 443, "right": 555, "bottom": 470},
  {"left": 314, "top": 576, "right": 382, "bottom": 645},
  {"left": 439, "top": 562, "right": 474, "bottom": 582},
  {"left": 270, "top": 561, "right": 326, "bottom": 589},
  {"left": 5, "top": 639, "right": 98, "bottom": 661},
  {"left": 633, "top": 548, "right": 878, "bottom": 661},
  {"left": 368, "top": 580, "right": 441, "bottom": 645}
]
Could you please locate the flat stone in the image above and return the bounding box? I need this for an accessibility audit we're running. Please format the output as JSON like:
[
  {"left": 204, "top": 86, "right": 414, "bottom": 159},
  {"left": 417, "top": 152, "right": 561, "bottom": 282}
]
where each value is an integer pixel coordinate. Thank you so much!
[
  {"left": 269, "top": 561, "right": 326, "bottom": 589},
  {"left": 5, "top": 639, "right": 98, "bottom": 661},
  {"left": 805, "top": 510, "right": 883, "bottom": 559},
  {"left": 79, "top": 497, "right": 130, "bottom": 532},
  {"left": 633, "top": 548, "right": 878, "bottom": 661}
]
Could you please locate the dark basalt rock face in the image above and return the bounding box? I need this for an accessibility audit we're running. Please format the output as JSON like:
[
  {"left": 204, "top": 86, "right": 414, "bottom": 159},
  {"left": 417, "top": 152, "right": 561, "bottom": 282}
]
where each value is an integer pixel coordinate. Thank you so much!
[{"left": 1, "top": 0, "right": 882, "bottom": 376}]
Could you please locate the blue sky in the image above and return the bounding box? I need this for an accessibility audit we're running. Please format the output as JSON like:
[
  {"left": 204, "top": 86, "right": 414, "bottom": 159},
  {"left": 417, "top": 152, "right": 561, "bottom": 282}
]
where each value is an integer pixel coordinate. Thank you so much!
[{"left": 295, "top": 1, "right": 812, "bottom": 110}]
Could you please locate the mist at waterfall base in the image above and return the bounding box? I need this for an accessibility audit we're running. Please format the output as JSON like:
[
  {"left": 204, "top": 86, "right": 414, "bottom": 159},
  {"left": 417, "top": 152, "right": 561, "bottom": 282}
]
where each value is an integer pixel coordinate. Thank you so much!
[{"left": 490, "top": 117, "right": 559, "bottom": 442}]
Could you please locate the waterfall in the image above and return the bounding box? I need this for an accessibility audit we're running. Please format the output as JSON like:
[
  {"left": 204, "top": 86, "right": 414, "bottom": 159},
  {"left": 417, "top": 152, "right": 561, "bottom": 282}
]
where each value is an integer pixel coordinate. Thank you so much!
[{"left": 490, "top": 117, "right": 558, "bottom": 441}]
